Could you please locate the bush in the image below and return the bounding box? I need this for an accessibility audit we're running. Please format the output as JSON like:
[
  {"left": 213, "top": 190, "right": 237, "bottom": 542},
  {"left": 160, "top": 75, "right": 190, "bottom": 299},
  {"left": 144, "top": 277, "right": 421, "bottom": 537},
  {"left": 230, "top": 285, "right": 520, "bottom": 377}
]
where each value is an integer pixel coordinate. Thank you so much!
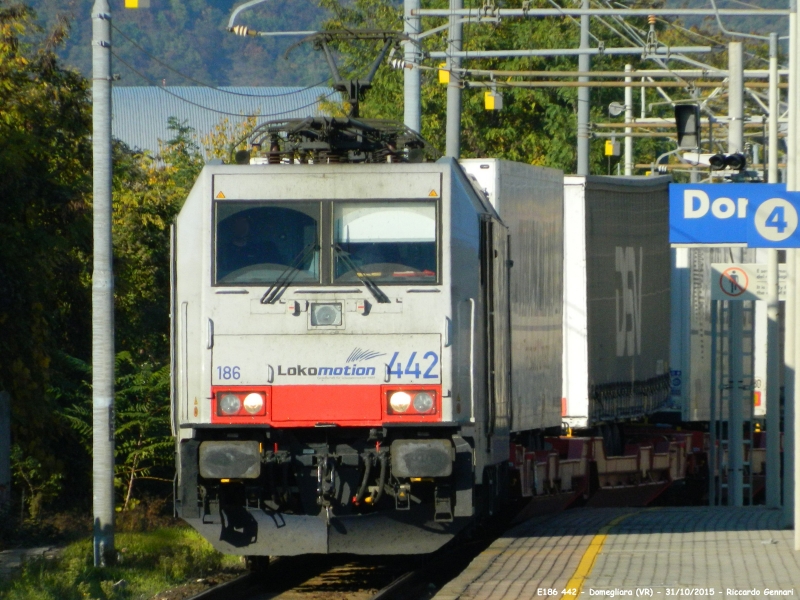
[{"left": 0, "top": 528, "right": 243, "bottom": 600}]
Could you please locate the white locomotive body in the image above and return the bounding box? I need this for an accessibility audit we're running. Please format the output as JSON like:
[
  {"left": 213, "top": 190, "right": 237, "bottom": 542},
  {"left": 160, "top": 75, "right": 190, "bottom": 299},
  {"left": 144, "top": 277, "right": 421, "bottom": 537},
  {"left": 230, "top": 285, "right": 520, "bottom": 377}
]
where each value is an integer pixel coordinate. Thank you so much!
[{"left": 172, "top": 137, "right": 563, "bottom": 556}]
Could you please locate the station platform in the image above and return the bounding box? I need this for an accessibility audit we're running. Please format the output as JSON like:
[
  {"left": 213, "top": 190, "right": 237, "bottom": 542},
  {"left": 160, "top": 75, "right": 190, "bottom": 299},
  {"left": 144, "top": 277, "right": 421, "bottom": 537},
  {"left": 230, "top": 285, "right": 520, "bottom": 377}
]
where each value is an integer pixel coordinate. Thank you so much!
[{"left": 434, "top": 507, "right": 800, "bottom": 600}]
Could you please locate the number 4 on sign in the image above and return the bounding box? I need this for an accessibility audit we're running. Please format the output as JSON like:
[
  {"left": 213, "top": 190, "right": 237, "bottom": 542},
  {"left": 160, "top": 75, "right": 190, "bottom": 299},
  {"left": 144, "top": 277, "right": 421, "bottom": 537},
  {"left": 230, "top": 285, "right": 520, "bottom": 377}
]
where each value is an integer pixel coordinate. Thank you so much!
[
  {"left": 753, "top": 197, "right": 799, "bottom": 244},
  {"left": 766, "top": 206, "right": 788, "bottom": 233}
]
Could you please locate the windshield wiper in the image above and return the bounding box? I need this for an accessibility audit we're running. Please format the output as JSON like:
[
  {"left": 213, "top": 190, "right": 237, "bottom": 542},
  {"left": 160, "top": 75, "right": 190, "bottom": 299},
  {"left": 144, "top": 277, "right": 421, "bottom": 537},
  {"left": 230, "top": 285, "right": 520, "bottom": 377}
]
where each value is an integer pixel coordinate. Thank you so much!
[
  {"left": 261, "top": 243, "right": 320, "bottom": 304},
  {"left": 333, "top": 245, "right": 390, "bottom": 304}
]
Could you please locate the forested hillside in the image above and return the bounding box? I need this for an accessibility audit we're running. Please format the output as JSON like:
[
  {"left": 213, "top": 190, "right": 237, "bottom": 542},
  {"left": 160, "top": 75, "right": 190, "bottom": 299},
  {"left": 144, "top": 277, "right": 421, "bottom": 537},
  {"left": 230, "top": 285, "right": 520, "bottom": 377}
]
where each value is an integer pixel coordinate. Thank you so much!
[{"left": 24, "top": 0, "right": 331, "bottom": 86}]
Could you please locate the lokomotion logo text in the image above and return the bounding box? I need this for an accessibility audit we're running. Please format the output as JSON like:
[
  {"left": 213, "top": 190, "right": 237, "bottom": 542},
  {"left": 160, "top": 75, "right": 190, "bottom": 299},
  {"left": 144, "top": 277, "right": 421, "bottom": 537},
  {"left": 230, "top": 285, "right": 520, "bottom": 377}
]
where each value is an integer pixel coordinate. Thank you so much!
[{"left": 277, "top": 347, "right": 385, "bottom": 379}]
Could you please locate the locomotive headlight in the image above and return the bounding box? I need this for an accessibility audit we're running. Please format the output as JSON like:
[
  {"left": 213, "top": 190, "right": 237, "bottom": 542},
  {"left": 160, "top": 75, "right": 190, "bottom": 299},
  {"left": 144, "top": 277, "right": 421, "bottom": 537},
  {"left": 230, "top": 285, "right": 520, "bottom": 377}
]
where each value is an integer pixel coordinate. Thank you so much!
[
  {"left": 242, "top": 392, "right": 264, "bottom": 415},
  {"left": 388, "top": 391, "right": 412, "bottom": 413},
  {"left": 218, "top": 393, "right": 242, "bottom": 415},
  {"left": 412, "top": 391, "right": 435, "bottom": 413},
  {"left": 310, "top": 302, "right": 342, "bottom": 326}
]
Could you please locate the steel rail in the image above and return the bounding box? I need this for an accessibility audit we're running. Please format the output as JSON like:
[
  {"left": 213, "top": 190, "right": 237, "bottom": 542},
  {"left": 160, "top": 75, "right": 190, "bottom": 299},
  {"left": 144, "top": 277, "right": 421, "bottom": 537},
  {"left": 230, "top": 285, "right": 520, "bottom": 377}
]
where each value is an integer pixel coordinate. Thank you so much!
[
  {"left": 184, "top": 573, "right": 259, "bottom": 600},
  {"left": 369, "top": 571, "right": 420, "bottom": 600}
]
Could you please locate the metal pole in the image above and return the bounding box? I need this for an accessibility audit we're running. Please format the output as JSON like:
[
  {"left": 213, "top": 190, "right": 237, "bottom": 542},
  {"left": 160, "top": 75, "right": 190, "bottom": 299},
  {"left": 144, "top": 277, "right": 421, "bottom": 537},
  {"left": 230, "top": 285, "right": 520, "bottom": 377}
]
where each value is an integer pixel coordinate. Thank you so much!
[
  {"left": 404, "top": 0, "right": 421, "bottom": 133},
  {"left": 0, "top": 391, "right": 9, "bottom": 512},
  {"left": 671, "top": 248, "right": 690, "bottom": 420},
  {"left": 764, "top": 33, "right": 780, "bottom": 510},
  {"left": 769, "top": 33, "right": 780, "bottom": 185},
  {"left": 413, "top": 8, "right": 790, "bottom": 17},
  {"left": 428, "top": 46, "right": 712, "bottom": 60},
  {"left": 92, "top": 0, "right": 115, "bottom": 567},
  {"left": 729, "top": 42, "right": 744, "bottom": 154},
  {"left": 577, "top": 0, "right": 590, "bottom": 175},
  {"left": 641, "top": 77, "right": 646, "bottom": 119},
  {"left": 728, "top": 42, "right": 745, "bottom": 508},
  {"left": 445, "top": 0, "right": 463, "bottom": 158},
  {"left": 728, "top": 287, "right": 744, "bottom": 506},
  {"left": 451, "top": 68, "right": 784, "bottom": 79},
  {"left": 710, "top": 301, "right": 718, "bottom": 506},
  {"left": 462, "top": 80, "right": 783, "bottom": 89},
  {"left": 793, "top": 253, "right": 800, "bottom": 546},
  {"left": 767, "top": 249, "right": 781, "bottom": 508},
  {"left": 788, "top": 250, "right": 797, "bottom": 527},
  {"left": 624, "top": 64, "right": 633, "bottom": 176},
  {"left": 786, "top": 0, "right": 798, "bottom": 536}
]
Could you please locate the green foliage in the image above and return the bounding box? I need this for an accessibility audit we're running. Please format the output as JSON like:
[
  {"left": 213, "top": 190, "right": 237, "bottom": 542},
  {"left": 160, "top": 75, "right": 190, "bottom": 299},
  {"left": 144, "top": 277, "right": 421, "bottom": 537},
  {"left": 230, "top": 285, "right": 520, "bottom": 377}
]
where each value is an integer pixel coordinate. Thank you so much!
[
  {"left": 112, "top": 118, "right": 203, "bottom": 360},
  {"left": 315, "top": 0, "right": 775, "bottom": 173},
  {"left": 10, "top": 446, "right": 64, "bottom": 521},
  {"left": 0, "top": 528, "right": 242, "bottom": 600},
  {"left": 60, "top": 352, "right": 173, "bottom": 511},
  {"left": 0, "top": 1, "right": 94, "bottom": 503},
  {"left": 315, "top": 0, "right": 634, "bottom": 171},
  {"left": 77, "top": 120, "right": 204, "bottom": 510},
  {"left": 1, "top": 3, "right": 207, "bottom": 517},
  {"left": 202, "top": 114, "right": 261, "bottom": 163}
]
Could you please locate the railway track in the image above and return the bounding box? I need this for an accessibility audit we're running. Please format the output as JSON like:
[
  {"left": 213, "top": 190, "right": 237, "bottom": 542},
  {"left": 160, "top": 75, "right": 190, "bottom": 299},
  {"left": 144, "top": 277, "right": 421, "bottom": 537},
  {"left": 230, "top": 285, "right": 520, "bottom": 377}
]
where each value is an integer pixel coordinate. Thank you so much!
[
  {"left": 183, "top": 505, "right": 523, "bottom": 600},
  {"left": 184, "top": 554, "right": 420, "bottom": 600}
]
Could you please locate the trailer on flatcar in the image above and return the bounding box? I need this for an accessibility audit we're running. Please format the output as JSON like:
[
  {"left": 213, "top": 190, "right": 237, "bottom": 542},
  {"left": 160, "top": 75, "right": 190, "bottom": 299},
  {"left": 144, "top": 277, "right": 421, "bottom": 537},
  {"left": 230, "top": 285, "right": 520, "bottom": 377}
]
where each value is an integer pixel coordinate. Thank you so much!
[{"left": 558, "top": 175, "right": 673, "bottom": 436}]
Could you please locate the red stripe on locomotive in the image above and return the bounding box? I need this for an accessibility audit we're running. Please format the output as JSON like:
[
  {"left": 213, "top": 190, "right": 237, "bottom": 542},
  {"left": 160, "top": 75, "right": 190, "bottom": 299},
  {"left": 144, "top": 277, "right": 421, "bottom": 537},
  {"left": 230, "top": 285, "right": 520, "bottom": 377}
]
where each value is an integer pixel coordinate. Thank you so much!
[{"left": 210, "top": 384, "right": 443, "bottom": 426}]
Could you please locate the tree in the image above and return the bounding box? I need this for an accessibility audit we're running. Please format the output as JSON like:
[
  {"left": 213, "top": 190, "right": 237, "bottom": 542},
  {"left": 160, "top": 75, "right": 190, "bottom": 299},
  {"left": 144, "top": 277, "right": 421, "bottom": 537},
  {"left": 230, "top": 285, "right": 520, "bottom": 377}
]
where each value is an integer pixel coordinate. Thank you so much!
[
  {"left": 1, "top": 3, "right": 207, "bottom": 515},
  {"left": 315, "top": 0, "right": 774, "bottom": 175},
  {"left": 112, "top": 118, "right": 204, "bottom": 361},
  {"left": 0, "top": 2, "right": 94, "bottom": 506},
  {"left": 313, "top": 0, "right": 624, "bottom": 171},
  {"left": 10, "top": 445, "right": 64, "bottom": 520}
]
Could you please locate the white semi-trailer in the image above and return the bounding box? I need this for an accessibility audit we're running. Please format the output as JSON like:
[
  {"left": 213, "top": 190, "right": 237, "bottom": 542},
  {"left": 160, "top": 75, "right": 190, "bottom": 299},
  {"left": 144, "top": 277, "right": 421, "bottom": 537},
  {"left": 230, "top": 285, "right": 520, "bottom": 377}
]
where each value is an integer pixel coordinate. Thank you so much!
[{"left": 560, "top": 175, "right": 673, "bottom": 431}]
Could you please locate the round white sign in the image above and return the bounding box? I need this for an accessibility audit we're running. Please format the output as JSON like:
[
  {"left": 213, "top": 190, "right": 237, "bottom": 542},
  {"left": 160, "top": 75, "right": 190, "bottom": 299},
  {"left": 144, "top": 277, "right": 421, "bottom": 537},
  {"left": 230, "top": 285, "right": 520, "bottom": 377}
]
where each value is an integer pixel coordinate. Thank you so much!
[{"left": 754, "top": 198, "right": 799, "bottom": 242}]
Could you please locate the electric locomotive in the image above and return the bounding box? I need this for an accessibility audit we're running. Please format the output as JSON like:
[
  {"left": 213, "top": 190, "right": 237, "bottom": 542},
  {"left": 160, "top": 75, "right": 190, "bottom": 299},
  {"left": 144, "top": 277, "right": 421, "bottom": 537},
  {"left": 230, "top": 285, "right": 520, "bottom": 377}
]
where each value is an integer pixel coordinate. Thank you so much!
[{"left": 171, "top": 118, "right": 563, "bottom": 558}]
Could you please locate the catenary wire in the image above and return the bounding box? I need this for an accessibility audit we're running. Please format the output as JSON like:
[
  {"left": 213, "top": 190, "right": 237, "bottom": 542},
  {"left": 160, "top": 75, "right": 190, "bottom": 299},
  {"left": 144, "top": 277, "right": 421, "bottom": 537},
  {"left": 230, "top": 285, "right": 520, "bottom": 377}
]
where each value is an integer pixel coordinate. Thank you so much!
[
  {"left": 111, "top": 51, "right": 338, "bottom": 118},
  {"left": 111, "top": 23, "right": 331, "bottom": 97}
]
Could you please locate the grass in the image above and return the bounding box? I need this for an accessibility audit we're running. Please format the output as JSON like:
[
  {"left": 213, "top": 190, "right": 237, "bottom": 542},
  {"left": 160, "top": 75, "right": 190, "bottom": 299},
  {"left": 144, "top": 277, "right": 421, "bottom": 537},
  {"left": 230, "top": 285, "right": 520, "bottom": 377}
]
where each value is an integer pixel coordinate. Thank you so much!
[{"left": 0, "top": 527, "right": 244, "bottom": 600}]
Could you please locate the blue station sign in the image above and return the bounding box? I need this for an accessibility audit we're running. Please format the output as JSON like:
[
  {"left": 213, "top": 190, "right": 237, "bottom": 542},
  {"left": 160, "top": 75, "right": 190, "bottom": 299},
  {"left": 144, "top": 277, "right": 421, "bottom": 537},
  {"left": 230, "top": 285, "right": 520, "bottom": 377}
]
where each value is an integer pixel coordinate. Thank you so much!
[{"left": 670, "top": 183, "right": 800, "bottom": 248}]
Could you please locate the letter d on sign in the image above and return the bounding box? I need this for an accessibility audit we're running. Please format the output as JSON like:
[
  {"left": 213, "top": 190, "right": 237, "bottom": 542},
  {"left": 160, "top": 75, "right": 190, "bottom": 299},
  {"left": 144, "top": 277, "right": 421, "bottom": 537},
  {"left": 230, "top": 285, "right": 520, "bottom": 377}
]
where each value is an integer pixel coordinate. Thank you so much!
[{"left": 684, "top": 190, "right": 709, "bottom": 218}]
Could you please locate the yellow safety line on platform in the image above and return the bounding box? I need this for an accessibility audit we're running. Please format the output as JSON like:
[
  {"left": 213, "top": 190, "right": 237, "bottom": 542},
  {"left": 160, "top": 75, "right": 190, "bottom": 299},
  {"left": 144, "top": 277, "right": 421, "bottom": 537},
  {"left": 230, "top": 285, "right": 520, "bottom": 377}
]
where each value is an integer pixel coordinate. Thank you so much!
[{"left": 559, "top": 512, "right": 639, "bottom": 599}]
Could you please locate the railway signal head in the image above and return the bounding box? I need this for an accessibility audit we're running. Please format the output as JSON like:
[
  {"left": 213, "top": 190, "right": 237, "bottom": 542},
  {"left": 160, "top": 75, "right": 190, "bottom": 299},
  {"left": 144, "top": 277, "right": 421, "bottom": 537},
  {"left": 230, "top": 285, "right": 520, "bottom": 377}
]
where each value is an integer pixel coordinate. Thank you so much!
[
  {"left": 674, "top": 104, "right": 700, "bottom": 150},
  {"left": 708, "top": 152, "right": 747, "bottom": 171}
]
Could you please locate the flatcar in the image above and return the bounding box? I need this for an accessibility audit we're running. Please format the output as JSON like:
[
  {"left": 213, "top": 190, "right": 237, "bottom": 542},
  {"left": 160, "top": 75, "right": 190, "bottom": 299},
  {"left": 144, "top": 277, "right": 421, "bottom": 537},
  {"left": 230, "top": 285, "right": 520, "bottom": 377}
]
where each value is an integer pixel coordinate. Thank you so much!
[{"left": 171, "top": 118, "right": 564, "bottom": 560}]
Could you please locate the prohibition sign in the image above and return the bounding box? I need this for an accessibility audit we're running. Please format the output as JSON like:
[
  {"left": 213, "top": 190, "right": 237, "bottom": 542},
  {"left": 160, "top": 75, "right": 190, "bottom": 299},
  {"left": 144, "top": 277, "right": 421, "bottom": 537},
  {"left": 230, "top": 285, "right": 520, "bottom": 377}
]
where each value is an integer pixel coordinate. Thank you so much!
[{"left": 719, "top": 267, "right": 748, "bottom": 297}]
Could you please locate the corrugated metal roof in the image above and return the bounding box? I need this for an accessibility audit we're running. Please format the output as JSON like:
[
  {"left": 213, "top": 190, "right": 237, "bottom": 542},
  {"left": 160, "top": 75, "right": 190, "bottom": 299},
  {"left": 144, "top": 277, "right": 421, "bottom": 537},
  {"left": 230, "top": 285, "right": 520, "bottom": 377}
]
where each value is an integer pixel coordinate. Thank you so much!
[{"left": 112, "top": 86, "right": 336, "bottom": 154}]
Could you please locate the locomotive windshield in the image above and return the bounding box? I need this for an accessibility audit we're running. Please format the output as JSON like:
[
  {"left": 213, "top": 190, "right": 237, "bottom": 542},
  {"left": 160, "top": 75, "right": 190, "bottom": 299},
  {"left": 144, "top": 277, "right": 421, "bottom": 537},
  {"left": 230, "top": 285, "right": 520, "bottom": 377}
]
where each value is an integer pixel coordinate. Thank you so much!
[
  {"left": 215, "top": 202, "right": 319, "bottom": 284},
  {"left": 214, "top": 200, "right": 437, "bottom": 286},
  {"left": 333, "top": 201, "right": 437, "bottom": 284}
]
